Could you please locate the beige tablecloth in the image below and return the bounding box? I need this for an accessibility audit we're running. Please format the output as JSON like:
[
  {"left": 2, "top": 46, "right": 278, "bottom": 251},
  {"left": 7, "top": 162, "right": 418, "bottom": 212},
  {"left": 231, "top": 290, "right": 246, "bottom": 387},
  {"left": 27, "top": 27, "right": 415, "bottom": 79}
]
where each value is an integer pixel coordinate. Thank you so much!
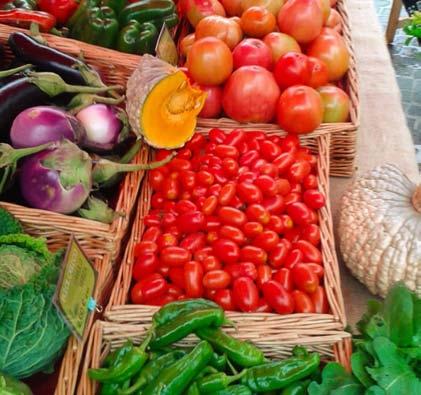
[{"left": 330, "top": 0, "right": 420, "bottom": 326}]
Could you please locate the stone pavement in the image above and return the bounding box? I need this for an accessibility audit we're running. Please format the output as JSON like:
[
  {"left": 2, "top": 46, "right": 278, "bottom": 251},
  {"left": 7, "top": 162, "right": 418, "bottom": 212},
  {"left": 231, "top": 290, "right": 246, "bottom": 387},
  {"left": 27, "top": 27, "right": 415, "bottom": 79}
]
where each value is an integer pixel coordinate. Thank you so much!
[{"left": 373, "top": 0, "right": 421, "bottom": 168}]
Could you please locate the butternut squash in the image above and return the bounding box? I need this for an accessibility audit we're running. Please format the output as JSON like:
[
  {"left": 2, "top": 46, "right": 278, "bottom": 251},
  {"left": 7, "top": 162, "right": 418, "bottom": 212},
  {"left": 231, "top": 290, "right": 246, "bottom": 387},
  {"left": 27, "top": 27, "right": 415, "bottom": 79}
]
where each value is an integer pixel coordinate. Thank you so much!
[{"left": 126, "top": 55, "right": 206, "bottom": 149}]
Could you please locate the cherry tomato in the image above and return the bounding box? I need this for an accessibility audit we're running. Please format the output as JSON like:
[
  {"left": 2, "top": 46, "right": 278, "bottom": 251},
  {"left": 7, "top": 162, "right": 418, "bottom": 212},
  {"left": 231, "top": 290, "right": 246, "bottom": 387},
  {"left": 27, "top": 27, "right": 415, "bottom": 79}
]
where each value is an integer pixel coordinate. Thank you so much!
[
  {"left": 306, "top": 263, "right": 324, "bottom": 278},
  {"left": 262, "top": 280, "right": 294, "bottom": 314},
  {"left": 267, "top": 215, "right": 284, "bottom": 234},
  {"left": 196, "top": 170, "right": 215, "bottom": 186},
  {"left": 144, "top": 214, "right": 161, "bottom": 227},
  {"left": 239, "top": 150, "right": 260, "bottom": 166},
  {"left": 243, "top": 221, "right": 264, "bottom": 238},
  {"left": 207, "top": 231, "right": 219, "bottom": 244},
  {"left": 254, "top": 175, "right": 278, "bottom": 197},
  {"left": 186, "top": 134, "right": 206, "bottom": 152},
  {"left": 218, "top": 206, "right": 247, "bottom": 227},
  {"left": 209, "top": 128, "right": 226, "bottom": 143},
  {"left": 156, "top": 150, "right": 172, "bottom": 161},
  {"left": 161, "top": 178, "right": 180, "bottom": 200},
  {"left": 291, "top": 263, "right": 319, "bottom": 293},
  {"left": 259, "top": 140, "right": 281, "bottom": 161},
  {"left": 209, "top": 168, "right": 228, "bottom": 184},
  {"left": 205, "top": 288, "right": 217, "bottom": 300},
  {"left": 194, "top": 247, "right": 213, "bottom": 262},
  {"left": 238, "top": 171, "right": 258, "bottom": 183},
  {"left": 169, "top": 267, "right": 185, "bottom": 289},
  {"left": 167, "top": 285, "right": 183, "bottom": 298},
  {"left": 142, "top": 227, "right": 161, "bottom": 243},
  {"left": 248, "top": 131, "right": 266, "bottom": 140},
  {"left": 222, "top": 158, "right": 239, "bottom": 177},
  {"left": 184, "top": 261, "right": 204, "bottom": 297},
  {"left": 262, "top": 195, "right": 285, "bottom": 215},
  {"left": 160, "top": 246, "right": 192, "bottom": 266},
  {"left": 205, "top": 216, "right": 222, "bottom": 231},
  {"left": 311, "top": 286, "right": 329, "bottom": 313},
  {"left": 240, "top": 246, "right": 267, "bottom": 265},
  {"left": 132, "top": 253, "right": 159, "bottom": 280},
  {"left": 224, "top": 129, "right": 246, "bottom": 146},
  {"left": 290, "top": 183, "right": 303, "bottom": 194},
  {"left": 181, "top": 191, "right": 192, "bottom": 201},
  {"left": 292, "top": 290, "right": 315, "bottom": 313},
  {"left": 163, "top": 201, "right": 176, "bottom": 212},
  {"left": 213, "top": 238, "right": 240, "bottom": 264},
  {"left": 288, "top": 160, "right": 312, "bottom": 183},
  {"left": 250, "top": 158, "right": 268, "bottom": 172},
  {"left": 202, "top": 255, "right": 222, "bottom": 271},
  {"left": 287, "top": 202, "right": 313, "bottom": 226},
  {"left": 273, "top": 152, "right": 295, "bottom": 174},
  {"left": 236, "top": 182, "right": 263, "bottom": 204},
  {"left": 149, "top": 294, "right": 176, "bottom": 306},
  {"left": 214, "top": 289, "right": 236, "bottom": 310},
  {"left": 203, "top": 270, "right": 231, "bottom": 289},
  {"left": 149, "top": 169, "right": 165, "bottom": 191},
  {"left": 202, "top": 195, "right": 218, "bottom": 216},
  {"left": 256, "top": 298, "right": 272, "bottom": 313},
  {"left": 132, "top": 273, "right": 168, "bottom": 304},
  {"left": 176, "top": 211, "right": 205, "bottom": 234},
  {"left": 214, "top": 144, "right": 239, "bottom": 159},
  {"left": 134, "top": 241, "right": 158, "bottom": 257},
  {"left": 253, "top": 230, "right": 280, "bottom": 252},
  {"left": 269, "top": 243, "right": 289, "bottom": 268},
  {"left": 175, "top": 200, "right": 198, "bottom": 214},
  {"left": 180, "top": 232, "right": 206, "bottom": 252},
  {"left": 224, "top": 262, "right": 257, "bottom": 280},
  {"left": 257, "top": 265, "right": 272, "bottom": 287},
  {"left": 176, "top": 148, "right": 192, "bottom": 160},
  {"left": 159, "top": 264, "right": 170, "bottom": 277},
  {"left": 162, "top": 212, "right": 177, "bottom": 229},
  {"left": 303, "top": 189, "right": 326, "bottom": 209},
  {"left": 303, "top": 174, "right": 318, "bottom": 189},
  {"left": 284, "top": 249, "right": 303, "bottom": 268},
  {"left": 219, "top": 182, "right": 237, "bottom": 205},
  {"left": 301, "top": 224, "right": 321, "bottom": 245},
  {"left": 207, "top": 184, "right": 222, "bottom": 198},
  {"left": 170, "top": 158, "right": 192, "bottom": 172},
  {"left": 285, "top": 228, "right": 301, "bottom": 242},
  {"left": 232, "top": 277, "right": 259, "bottom": 312},
  {"left": 294, "top": 240, "right": 322, "bottom": 263},
  {"left": 179, "top": 170, "right": 196, "bottom": 190},
  {"left": 192, "top": 186, "right": 208, "bottom": 200},
  {"left": 273, "top": 268, "right": 293, "bottom": 291},
  {"left": 219, "top": 225, "right": 246, "bottom": 245},
  {"left": 246, "top": 204, "right": 271, "bottom": 224},
  {"left": 157, "top": 233, "right": 178, "bottom": 249},
  {"left": 284, "top": 192, "right": 302, "bottom": 205},
  {"left": 259, "top": 163, "right": 279, "bottom": 178},
  {"left": 275, "top": 179, "right": 291, "bottom": 196}
]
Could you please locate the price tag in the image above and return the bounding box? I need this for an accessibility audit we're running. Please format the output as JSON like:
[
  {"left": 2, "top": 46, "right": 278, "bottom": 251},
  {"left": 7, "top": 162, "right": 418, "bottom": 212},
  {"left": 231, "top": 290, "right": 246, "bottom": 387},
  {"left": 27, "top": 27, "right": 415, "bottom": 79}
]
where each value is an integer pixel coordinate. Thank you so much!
[
  {"left": 53, "top": 236, "right": 98, "bottom": 341},
  {"left": 155, "top": 23, "right": 178, "bottom": 66}
]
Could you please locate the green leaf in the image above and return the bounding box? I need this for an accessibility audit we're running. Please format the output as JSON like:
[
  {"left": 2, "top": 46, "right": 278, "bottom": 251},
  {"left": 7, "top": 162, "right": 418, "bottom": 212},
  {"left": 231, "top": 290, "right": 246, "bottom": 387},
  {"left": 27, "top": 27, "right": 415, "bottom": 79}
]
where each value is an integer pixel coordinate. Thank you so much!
[
  {"left": 352, "top": 351, "right": 375, "bottom": 388},
  {"left": 308, "top": 362, "right": 364, "bottom": 395},
  {"left": 357, "top": 300, "right": 383, "bottom": 336},
  {"left": 365, "top": 385, "right": 385, "bottom": 395},
  {"left": 364, "top": 314, "right": 388, "bottom": 340}
]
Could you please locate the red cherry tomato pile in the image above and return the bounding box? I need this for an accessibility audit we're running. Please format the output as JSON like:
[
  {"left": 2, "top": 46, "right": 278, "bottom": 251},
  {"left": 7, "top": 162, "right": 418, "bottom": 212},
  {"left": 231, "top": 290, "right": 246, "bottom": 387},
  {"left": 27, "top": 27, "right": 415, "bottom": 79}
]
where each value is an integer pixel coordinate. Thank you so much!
[{"left": 131, "top": 129, "right": 329, "bottom": 315}]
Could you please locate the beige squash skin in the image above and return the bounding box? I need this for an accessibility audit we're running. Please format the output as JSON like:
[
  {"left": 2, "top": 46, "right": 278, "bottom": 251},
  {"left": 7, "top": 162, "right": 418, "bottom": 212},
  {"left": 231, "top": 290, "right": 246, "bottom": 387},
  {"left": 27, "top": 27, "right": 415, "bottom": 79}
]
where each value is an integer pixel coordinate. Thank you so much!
[{"left": 339, "top": 164, "right": 421, "bottom": 298}]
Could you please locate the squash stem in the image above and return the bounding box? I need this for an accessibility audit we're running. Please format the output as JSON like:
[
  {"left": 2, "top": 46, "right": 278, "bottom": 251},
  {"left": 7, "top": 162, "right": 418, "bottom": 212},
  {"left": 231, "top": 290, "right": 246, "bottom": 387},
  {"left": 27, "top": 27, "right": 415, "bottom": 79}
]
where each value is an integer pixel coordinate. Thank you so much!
[{"left": 412, "top": 185, "right": 421, "bottom": 213}]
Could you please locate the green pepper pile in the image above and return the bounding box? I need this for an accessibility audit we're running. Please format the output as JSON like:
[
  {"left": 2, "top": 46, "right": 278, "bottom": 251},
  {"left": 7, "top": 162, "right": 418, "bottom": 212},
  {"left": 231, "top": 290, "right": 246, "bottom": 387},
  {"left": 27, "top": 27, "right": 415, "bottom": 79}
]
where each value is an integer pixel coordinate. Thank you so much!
[
  {"left": 88, "top": 299, "right": 321, "bottom": 394},
  {"left": 67, "top": 0, "right": 178, "bottom": 54}
]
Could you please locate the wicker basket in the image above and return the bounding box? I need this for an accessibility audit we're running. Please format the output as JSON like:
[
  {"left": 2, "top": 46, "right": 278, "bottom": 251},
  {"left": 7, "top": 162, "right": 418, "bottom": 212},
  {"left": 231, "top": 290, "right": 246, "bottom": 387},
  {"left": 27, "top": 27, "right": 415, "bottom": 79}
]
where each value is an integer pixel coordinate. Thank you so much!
[
  {"left": 78, "top": 319, "right": 352, "bottom": 395},
  {"left": 178, "top": 0, "right": 359, "bottom": 177},
  {"left": 105, "top": 131, "right": 347, "bottom": 339}
]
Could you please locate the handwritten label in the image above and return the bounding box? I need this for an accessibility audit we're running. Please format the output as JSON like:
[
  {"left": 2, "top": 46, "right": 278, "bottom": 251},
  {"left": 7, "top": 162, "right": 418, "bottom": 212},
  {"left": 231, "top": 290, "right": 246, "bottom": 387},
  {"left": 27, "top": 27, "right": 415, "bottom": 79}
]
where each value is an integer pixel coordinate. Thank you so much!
[{"left": 155, "top": 23, "right": 178, "bottom": 66}]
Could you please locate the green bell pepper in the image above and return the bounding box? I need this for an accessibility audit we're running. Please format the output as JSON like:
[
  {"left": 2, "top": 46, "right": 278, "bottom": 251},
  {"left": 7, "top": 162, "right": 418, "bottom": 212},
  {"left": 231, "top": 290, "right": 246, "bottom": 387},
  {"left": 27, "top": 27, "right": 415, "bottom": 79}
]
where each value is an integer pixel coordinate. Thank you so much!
[
  {"left": 102, "top": 0, "right": 126, "bottom": 15},
  {"left": 148, "top": 11, "right": 179, "bottom": 30},
  {"left": 119, "top": 0, "right": 175, "bottom": 26},
  {"left": 117, "top": 20, "right": 158, "bottom": 54}
]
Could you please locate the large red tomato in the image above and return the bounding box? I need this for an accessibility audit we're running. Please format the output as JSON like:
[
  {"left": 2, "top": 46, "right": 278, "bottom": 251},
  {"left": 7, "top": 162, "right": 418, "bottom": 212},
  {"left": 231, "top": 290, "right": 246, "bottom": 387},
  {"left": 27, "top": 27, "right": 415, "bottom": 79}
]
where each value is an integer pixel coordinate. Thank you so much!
[
  {"left": 307, "top": 57, "right": 329, "bottom": 88},
  {"left": 277, "top": 0, "right": 323, "bottom": 44},
  {"left": 317, "top": 0, "right": 331, "bottom": 23},
  {"left": 325, "top": 8, "right": 342, "bottom": 32},
  {"left": 241, "top": 0, "right": 284, "bottom": 16},
  {"left": 273, "top": 52, "right": 310, "bottom": 89},
  {"left": 180, "top": 0, "right": 226, "bottom": 27},
  {"left": 317, "top": 85, "right": 350, "bottom": 122},
  {"left": 180, "top": 33, "right": 195, "bottom": 57},
  {"left": 241, "top": 6, "right": 276, "bottom": 38},
  {"left": 195, "top": 15, "right": 243, "bottom": 49},
  {"left": 263, "top": 32, "right": 301, "bottom": 63},
  {"left": 222, "top": 65, "right": 280, "bottom": 123},
  {"left": 276, "top": 85, "right": 324, "bottom": 134},
  {"left": 232, "top": 38, "right": 273, "bottom": 70},
  {"left": 220, "top": 0, "right": 243, "bottom": 16},
  {"left": 187, "top": 37, "right": 233, "bottom": 85},
  {"left": 306, "top": 27, "right": 350, "bottom": 81},
  {"left": 198, "top": 84, "right": 223, "bottom": 118}
]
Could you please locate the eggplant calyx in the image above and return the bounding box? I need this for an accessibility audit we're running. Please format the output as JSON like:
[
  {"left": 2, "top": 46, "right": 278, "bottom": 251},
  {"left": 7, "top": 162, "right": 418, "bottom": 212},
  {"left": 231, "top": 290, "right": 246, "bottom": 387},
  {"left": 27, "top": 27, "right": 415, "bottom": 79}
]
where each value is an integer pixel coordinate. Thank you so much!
[
  {"left": 67, "top": 93, "right": 125, "bottom": 114},
  {"left": 0, "top": 64, "right": 33, "bottom": 79},
  {"left": 78, "top": 196, "right": 121, "bottom": 224}
]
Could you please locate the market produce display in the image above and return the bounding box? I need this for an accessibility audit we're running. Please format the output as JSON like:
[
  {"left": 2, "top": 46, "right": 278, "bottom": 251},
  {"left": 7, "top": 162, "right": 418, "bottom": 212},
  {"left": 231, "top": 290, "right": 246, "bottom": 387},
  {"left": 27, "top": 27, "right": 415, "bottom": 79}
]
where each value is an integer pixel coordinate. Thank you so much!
[
  {"left": 0, "top": 31, "right": 172, "bottom": 218},
  {"left": 179, "top": 0, "right": 351, "bottom": 132},
  {"left": 130, "top": 129, "right": 330, "bottom": 314},
  {"left": 339, "top": 164, "right": 421, "bottom": 298}
]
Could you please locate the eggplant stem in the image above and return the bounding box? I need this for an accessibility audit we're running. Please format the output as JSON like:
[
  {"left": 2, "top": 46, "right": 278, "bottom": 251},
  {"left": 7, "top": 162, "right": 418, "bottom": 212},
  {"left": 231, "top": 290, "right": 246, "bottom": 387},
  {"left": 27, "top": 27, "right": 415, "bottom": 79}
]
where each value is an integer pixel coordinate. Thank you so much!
[
  {"left": 0, "top": 142, "right": 52, "bottom": 168},
  {"left": 29, "top": 23, "right": 46, "bottom": 45},
  {"left": 112, "top": 151, "right": 176, "bottom": 171},
  {"left": 0, "top": 166, "right": 11, "bottom": 194},
  {"left": 119, "top": 139, "right": 142, "bottom": 164},
  {"left": 0, "top": 64, "right": 32, "bottom": 78},
  {"left": 64, "top": 83, "right": 123, "bottom": 94},
  {"left": 68, "top": 95, "right": 125, "bottom": 114}
]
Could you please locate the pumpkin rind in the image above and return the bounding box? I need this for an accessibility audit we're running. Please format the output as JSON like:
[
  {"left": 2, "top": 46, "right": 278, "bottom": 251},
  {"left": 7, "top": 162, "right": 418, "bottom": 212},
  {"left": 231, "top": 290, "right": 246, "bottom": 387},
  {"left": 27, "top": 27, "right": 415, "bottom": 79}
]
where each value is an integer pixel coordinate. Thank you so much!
[{"left": 339, "top": 164, "right": 421, "bottom": 298}]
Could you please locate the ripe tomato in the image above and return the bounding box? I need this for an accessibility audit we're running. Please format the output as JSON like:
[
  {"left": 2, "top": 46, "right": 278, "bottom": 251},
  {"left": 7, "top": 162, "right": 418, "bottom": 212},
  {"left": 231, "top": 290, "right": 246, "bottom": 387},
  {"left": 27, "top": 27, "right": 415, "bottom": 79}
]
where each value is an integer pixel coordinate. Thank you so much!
[
  {"left": 131, "top": 273, "right": 168, "bottom": 304},
  {"left": 253, "top": 230, "right": 280, "bottom": 252},
  {"left": 306, "top": 263, "right": 324, "bottom": 278},
  {"left": 277, "top": 0, "right": 323, "bottom": 44},
  {"left": 218, "top": 206, "right": 247, "bottom": 226},
  {"left": 292, "top": 290, "right": 315, "bottom": 313},
  {"left": 325, "top": 8, "right": 342, "bottom": 32},
  {"left": 184, "top": 261, "right": 204, "bottom": 297},
  {"left": 219, "top": 225, "right": 246, "bottom": 245},
  {"left": 186, "top": 133, "right": 207, "bottom": 151},
  {"left": 273, "top": 152, "right": 295, "bottom": 174},
  {"left": 225, "top": 262, "right": 258, "bottom": 280},
  {"left": 179, "top": 170, "right": 196, "bottom": 190},
  {"left": 288, "top": 160, "right": 312, "bottom": 183},
  {"left": 273, "top": 268, "right": 293, "bottom": 291},
  {"left": 209, "top": 128, "right": 226, "bottom": 143},
  {"left": 160, "top": 246, "right": 192, "bottom": 266},
  {"left": 180, "top": 32, "right": 195, "bottom": 57},
  {"left": 157, "top": 233, "right": 178, "bottom": 249},
  {"left": 132, "top": 253, "right": 159, "bottom": 280},
  {"left": 294, "top": 240, "right": 322, "bottom": 263},
  {"left": 170, "top": 158, "right": 192, "bottom": 172},
  {"left": 233, "top": 277, "right": 259, "bottom": 312},
  {"left": 276, "top": 85, "right": 324, "bottom": 134},
  {"left": 149, "top": 169, "right": 164, "bottom": 191},
  {"left": 280, "top": 214, "right": 294, "bottom": 231},
  {"left": 213, "top": 238, "right": 240, "bottom": 264},
  {"left": 205, "top": 216, "right": 222, "bottom": 231},
  {"left": 262, "top": 280, "right": 294, "bottom": 314},
  {"left": 303, "top": 189, "right": 326, "bottom": 209},
  {"left": 196, "top": 170, "right": 215, "bottom": 186},
  {"left": 169, "top": 267, "right": 185, "bottom": 289},
  {"left": 222, "top": 158, "right": 239, "bottom": 177},
  {"left": 161, "top": 212, "right": 177, "bottom": 229},
  {"left": 194, "top": 246, "right": 213, "bottom": 262},
  {"left": 195, "top": 15, "right": 243, "bottom": 49},
  {"left": 317, "top": 85, "right": 350, "bottom": 123},
  {"left": 214, "top": 144, "right": 240, "bottom": 159},
  {"left": 311, "top": 286, "right": 329, "bottom": 313},
  {"left": 243, "top": 221, "right": 264, "bottom": 238},
  {"left": 301, "top": 224, "right": 321, "bottom": 245},
  {"left": 303, "top": 174, "right": 318, "bottom": 190},
  {"left": 208, "top": 184, "right": 223, "bottom": 197},
  {"left": 134, "top": 241, "right": 158, "bottom": 257},
  {"left": 203, "top": 270, "right": 231, "bottom": 289},
  {"left": 274, "top": 52, "right": 310, "bottom": 90},
  {"left": 284, "top": 192, "right": 302, "bottom": 205},
  {"left": 285, "top": 227, "right": 301, "bottom": 243},
  {"left": 267, "top": 215, "right": 284, "bottom": 233},
  {"left": 142, "top": 226, "right": 161, "bottom": 243},
  {"left": 254, "top": 175, "right": 278, "bottom": 197},
  {"left": 246, "top": 204, "right": 271, "bottom": 224},
  {"left": 187, "top": 37, "right": 233, "bottom": 85},
  {"left": 219, "top": 182, "right": 237, "bottom": 205},
  {"left": 176, "top": 211, "right": 205, "bottom": 234},
  {"left": 201, "top": 196, "right": 218, "bottom": 216},
  {"left": 306, "top": 28, "right": 350, "bottom": 81},
  {"left": 198, "top": 84, "right": 223, "bottom": 118},
  {"left": 241, "top": 6, "right": 276, "bottom": 38},
  {"left": 180, "top": 232, "right": 206, "bottom": 252},
  {"left": 269, "top": 243, "right": 288, "bottom": 267},
  {"left": 149, "top": 294, "right": 176, "bottom": 306},
  {"left": 284, "top": 248, "right": 303, "bottom": 268},
  {"left": 202, "top": 255, "right": 222, "bottom": 271},
  {"left": 239, "top": 150, "right": 260, "bottom": 166},
  {"left": 240, "top": 245, "right": 267, "bottom": 265},
  {"left": 263, "top": 32, "right": 301, "bottom": 63},
  {"left": 259, "top": 140, "right": 281, "bottom": 161},
  {"left": 222, "top": 66, "right": 280, "bottom": 123},
  {"left": 257, "top": 265, "right": 272, "bottom": 287},
  {"left": 232, "top": 38, "right": 273, "bottom": 70},
  {"left": 161, "top": 178, "right": 180, "bottom": 200},
  {"left": 214, "top": 288, "right": 236, "bottom": 310},
  {"left": 256, "top": 298, "right": 272, "bottom": 313},
  {"left": 276, "top": 179, "right": 292, "bottom": 196},
  {"left": 307, "top": 57, "right": 329, "bottom": 88},
  {"left": 291, "top": 263, "right": 319, "bottom": 293},
  {"left": 175, "top": 200, "right": 198, "bottom": 214},
  {"left": 237, "top": 182, "right": 263, "bottom": 204},
  {"left": 262, "top": 195, "right": 285, "bottom": 215},
  {"left": 287, "top": 202, "right": 314, "bottom": 226},
  {"left": 150, "top": 193, "right": 164, "bottom": 209}
]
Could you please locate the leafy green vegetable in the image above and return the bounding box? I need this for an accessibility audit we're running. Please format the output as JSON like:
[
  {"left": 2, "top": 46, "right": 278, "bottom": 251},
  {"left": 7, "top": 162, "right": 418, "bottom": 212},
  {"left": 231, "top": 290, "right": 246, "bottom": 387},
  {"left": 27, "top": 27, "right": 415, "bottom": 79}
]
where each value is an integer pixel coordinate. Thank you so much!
[
  {"left": 356, "top": 300, "right": 383, "bottom": 338},
  {"left": 365, "top": 385, "right": 385, "bottom": 395},
  {"left": 351, "top": 351, "right": 375, "bottom": 388},
  {"left": 0, "top": 207, "right": 23, "bottom": 236},
  {"left": 0, "top": 372, "right": 32, "bottom": 395},
  {"left": 307, "top": 363, "right": 364, "bottom": 395},
  {"left": 403, "top": 11, "right": 421, "bottom": 45}
]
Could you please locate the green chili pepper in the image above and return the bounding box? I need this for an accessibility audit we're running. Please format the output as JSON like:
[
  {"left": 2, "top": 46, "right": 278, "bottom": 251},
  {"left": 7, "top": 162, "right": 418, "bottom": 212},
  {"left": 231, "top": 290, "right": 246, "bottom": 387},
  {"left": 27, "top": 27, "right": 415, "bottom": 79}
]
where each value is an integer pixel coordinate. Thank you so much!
[
  {"left": 210, "top": 352, "right": 228, "bottom": 371},
  {"left": 197, "top": 371, "right": 246, "bottom": 393},
  {"left": 212, "top": 385, "right": 253, "bottom": 395},
  {"left": 117, "top": 20, "right": 158, "bottom": 54},
  {"left": 186, "top": 382, "right": 201, "bottom": 395},
  {"left": 152, "top": 299, "right": 220, "bottom": 326},
  {"left": 89, "top": 332, "right": 152, "bottom": 383},
  {"left": 241, "top": 348, "right": 320, "bottom": 392},
  {"left": 197, "top": 366, "right": 219, "bottom": 380},
  {"left": 143, "top": 341, "right": 213, "bottom": 395},
  {"left": 103, "top": 341, "right": 133, "bottom": 367},
  {"left": 280, "top": 379, "right": 310, "bottom": 395},
  {"left": 196, "top": 327, "right": 265, "bottom": 368},
  {"left": 151, "top": 308, "right": 226, "bottom": 349},
  {"left": 118, "top": 350, "right": 186, "bottom": 395},
  {"left": 119, "top": 0, "right": 175, "bottom": 26}
]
